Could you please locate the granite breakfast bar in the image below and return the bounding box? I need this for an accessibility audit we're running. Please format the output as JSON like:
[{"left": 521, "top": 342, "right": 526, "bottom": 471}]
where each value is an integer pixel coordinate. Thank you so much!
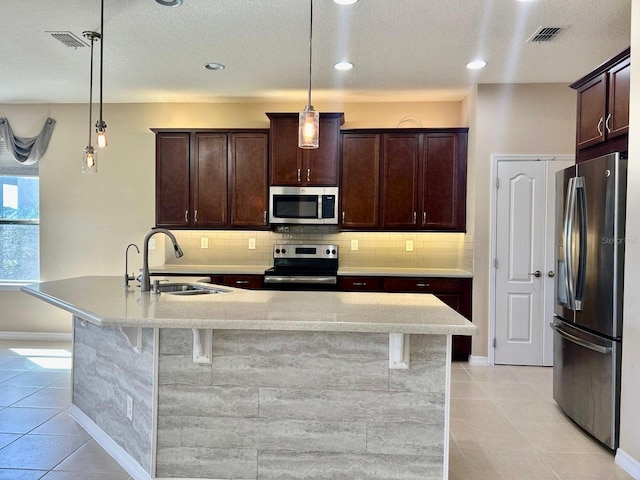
[{"left": 22, "top": 276, "right": 477, "bottom": 480}]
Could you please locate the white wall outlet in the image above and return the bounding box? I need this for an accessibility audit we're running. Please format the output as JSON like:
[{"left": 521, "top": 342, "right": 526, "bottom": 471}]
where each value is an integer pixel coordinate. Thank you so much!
[
  {"left": 248, "top": 238, "right": 256, "bottom": 250},
  {"left": 200, "top": 237, "right": 209, "bottom": 249},
  {"left": 126, "top": 395, "right": 133, "bottom": 421},
  {"left": 351, "top": 239, "right": 359, "bottom": 251},
  {"left": 148, "top": 238, "right": 155, "bottom": 250},
  {"left": 405, "top": 240, "right": 414, "bottom": 252}
]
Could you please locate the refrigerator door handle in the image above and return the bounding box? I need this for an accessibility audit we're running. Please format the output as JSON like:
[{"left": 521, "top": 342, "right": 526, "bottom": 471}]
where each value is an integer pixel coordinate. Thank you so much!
[
  {"left": 551, "top": 322, "right": 612, "bottom": 355},
  {"left": 574, "top": 177, "right": 587, "bottom": 310},
  {"left": 563, "top": 177, "right": 577, "bottom": 309}
]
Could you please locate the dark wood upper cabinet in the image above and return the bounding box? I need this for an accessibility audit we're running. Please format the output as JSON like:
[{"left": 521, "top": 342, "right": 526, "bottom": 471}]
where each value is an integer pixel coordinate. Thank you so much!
[
  {"left": 192, "top": 133, "right": 228, "bottom": 227},
  {"left": 571, "top": 48, "right": 630, "bottom": 162},
  {"left": 267, "top": 112, "right": 344, "bottom": 186},
  {"left": 342, "top": 128, "right": 467, "bottom": 232},
  {"left": 340, "top": 133, "right": 380, "bottom": 229},
  {"left": 230, "top": 133, "right": 269, "bottom": 227},
  {"left": 153, "top": 129, "right": 269, "bottom": 230},
  {"left": 421, "top": 132, "right": 467, "bottom": 231},
  {"left": 155, "top": 132, "right": 190, "bottom": 227},
  {"left": 382, "top": 133, "right": 421, "bottom": 229}
]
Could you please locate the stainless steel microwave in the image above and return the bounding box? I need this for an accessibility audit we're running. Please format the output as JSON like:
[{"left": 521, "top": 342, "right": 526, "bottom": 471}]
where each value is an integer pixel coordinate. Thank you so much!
[{"left": 269, "top": 186, "right": 339, "bottom": 225}]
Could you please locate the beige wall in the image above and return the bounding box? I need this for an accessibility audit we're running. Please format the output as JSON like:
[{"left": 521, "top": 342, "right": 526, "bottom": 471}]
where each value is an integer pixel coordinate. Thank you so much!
[
  {"left": 0, "top": 100, "right": 462, "bottom": 333},
  {"left": 467, "top": 83, "right": 576, "bottom": 357},
  {"left": 619, "top": 0, "right": 640, "bottom": 464}
]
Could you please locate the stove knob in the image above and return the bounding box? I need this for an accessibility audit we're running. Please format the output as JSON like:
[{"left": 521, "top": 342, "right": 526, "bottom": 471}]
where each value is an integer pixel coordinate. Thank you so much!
[
  {"left": 326, "top": 249, "right": 330, "bottom": 255},
  {"left": 275, "top": 249, "right": 280, "bottom": 254},
  {"left": 332, "top": 249, "right": 336, "bottom": 255},
  {"left": 282, "top": 248, "right": 287, "bottom": 254}
]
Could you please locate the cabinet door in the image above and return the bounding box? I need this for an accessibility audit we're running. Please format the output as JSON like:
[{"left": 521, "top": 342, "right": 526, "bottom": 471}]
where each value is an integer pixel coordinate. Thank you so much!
[
  {"left": 421, "top": 133, "right": 467, "bottom": 231},
  {"left": 607, "top": 58, "right": 630, "bottom": 140},
  {"left": 382, "top": 134, "right": 420, "bottom": 229},
  {"left": 230, "top": 133, "right": 269, "bottom": 227},
  {"left": 305, "top": 115, "right": 341, "bottom": 186},
  {"left": 192, "top": 133, "right": 228, "bottom": 227},
  {"left": 340, "top": 134, "right": 380, "bottom": 228},
  {"left": 576, "top": 73, "right": 607, "bottom": 150},
  {"left": 269, "top": 116, "right": 303, "bottom": 185},
  {"left": 156, "top": 133, "right": 190, "bottom": 227}
]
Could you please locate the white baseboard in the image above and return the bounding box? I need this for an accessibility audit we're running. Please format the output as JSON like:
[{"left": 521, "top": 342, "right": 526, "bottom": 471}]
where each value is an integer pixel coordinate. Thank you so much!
[
  {"left": 468, "top": 355, "right": 489, "bottom": 366},
  {"left": 69, "top": 405, "right": 151, "bottom": 480},
  {"left": 0, "top": 331, "right": 72, "bottom": 341},
  {"left": 616, "top": 448, "right": 640, "bottom": 479}
]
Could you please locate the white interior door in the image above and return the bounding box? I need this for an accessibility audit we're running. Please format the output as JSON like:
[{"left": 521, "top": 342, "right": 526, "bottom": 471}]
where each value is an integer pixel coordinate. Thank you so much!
[{"left": 495, "top": 161, "right": 547, "bottom": 365}]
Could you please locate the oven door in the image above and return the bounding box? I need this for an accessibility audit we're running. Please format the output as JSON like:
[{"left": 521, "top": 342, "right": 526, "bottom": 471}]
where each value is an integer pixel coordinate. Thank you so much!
[{"left": 263, "top": 274, "right": 338, "bottom": 291}]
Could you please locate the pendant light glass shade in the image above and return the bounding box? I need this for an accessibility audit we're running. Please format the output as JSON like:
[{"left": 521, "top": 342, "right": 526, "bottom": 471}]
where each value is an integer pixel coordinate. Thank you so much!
[
  {"left": 299, "top": 105, "right": 319, "bottom": 149},
  {"left": 298, "top": 0, "right": 319, "bottom": 149},
  {"left": 82, "top": 145, "right": 97, "bottom": 174}
]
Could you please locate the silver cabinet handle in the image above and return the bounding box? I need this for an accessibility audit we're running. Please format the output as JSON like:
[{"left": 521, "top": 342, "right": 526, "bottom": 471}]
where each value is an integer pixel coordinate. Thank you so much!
[
  {"left": 194, "top": 209, "right": 198, "bottom": 223},
  {"left": 185, "top": 210, "right": 189, "bottom": 222},
  {"left": 297, "top": 168, "right": 301, "bottom": 182},
  {"left": 548, "top": 271, "right": 555, "bottom": 278},
  {"left": 353, "top": 282, "right": 367, "bottom": 286},
  {"left": 605, "top": 113, "right": 612, "bottom": 133},
  {"left": 307, "top": 168, "right": 311, "bottom": 182},
  {"left": 416, "top": 283, "right": 430, "bottom": 287},
  {"left": 413, "top": 212, "right": 417, "bottom": 224},
  {"left": 423, "top": 212, "right": 427, "bottom": 224},
  {"left": 235, "top": 280, "right": 249, "bottom": 285},
  {"left": 342, "top": 211, "right": 345, "bottom": 223},
  {"left": 263, "top": 211, "right": 267, "bottom": 223},
  {"left": 597, "top": 117, "right": 604, "bottom": 136},
  {"left": 529, "top": 270, "right": 542, "bottom": 278}
]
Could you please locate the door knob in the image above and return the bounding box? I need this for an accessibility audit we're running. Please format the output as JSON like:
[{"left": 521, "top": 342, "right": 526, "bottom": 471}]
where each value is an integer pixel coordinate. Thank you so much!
[
  {"left": 529, "top": 270, "right": 542, "bottom": 278},
  {"left": 548, "top": 271, "right": 555, "bottom": 278}
]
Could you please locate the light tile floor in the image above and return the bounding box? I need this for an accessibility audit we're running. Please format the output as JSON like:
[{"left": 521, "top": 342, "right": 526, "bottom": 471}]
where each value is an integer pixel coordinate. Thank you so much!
[{"left": 0, "top": 340, "right": 633, "bottom": 479}]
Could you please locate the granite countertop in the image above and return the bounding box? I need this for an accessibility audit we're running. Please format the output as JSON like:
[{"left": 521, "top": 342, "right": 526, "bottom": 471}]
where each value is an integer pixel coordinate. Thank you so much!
[
  {"left": 21, "top": 276, "right": 477, "bottom": 336},
  {"left": 150, "top": 264, "right": 473, "bottom": 278}
]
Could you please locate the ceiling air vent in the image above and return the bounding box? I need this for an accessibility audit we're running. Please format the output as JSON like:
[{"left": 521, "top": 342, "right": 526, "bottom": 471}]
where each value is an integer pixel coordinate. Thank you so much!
[
  {"left": 47, "top": 31, "right": 88, "bottom": 48},
  {"left": 527, "top": 26, "right": 567, "bottom": 43}
]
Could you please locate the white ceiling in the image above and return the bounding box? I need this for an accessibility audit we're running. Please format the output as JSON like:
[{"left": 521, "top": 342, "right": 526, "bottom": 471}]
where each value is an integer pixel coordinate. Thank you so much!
[{"left": 0, "top": 0, "right": 631, "bottom": 104}]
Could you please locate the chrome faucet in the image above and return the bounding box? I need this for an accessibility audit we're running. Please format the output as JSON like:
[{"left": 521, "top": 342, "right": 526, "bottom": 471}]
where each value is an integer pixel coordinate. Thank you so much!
[
  {"left": 140, "top": 228, "right": 184, "bottom": 292},
  {"left": 123, "top": 243, "right": 140, "bottom": 288}
]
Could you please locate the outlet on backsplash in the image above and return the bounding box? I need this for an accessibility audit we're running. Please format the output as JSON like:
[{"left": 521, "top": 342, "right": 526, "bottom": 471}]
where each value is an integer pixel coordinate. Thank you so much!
[{"left": 200, "top": 237, "right": 208, "bottom": 249}]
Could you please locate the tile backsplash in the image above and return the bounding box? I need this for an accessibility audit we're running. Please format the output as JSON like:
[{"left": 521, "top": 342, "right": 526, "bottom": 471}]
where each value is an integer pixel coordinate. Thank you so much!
[{"left": 165, "top": 229, "right": 474, "bottom": 272}]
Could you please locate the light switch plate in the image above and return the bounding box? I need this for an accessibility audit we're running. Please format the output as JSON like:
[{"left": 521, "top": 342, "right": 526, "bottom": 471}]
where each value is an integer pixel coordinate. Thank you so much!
[
  {"left": 405, "top": 240, "right": 414, "bottom": 252},
  {"left": 200, "top": 237, "right": 208, "bottom": 249},
  {"left": 248, "top": 238, "right": 256, "bottom": 250},
  {"left": 351, "top": 239, "right": 358, "bottom": 251}
]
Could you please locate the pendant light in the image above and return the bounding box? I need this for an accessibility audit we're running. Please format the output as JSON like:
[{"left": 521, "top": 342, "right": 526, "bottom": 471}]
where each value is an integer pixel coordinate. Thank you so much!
[
  {"left": 82, "top": 31, "right": 100, "bottom": 174},
  {"left": 298, "top": 0, "right": 319, "bottom": 149},
  {"left": 95, "top": 0, "right": 108, "bottom": 149}
]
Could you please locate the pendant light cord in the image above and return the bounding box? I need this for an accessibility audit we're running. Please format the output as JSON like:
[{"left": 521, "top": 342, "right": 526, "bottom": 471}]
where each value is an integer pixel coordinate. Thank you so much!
[
  {"left": 88, "top": 37, "right": 95, "bottom": 147},
  {"left": 98, "top": 0, "right": 104, "bottom": 124},
  {"left": 307, "top": 0, "right": 313, "bottom": 106}
]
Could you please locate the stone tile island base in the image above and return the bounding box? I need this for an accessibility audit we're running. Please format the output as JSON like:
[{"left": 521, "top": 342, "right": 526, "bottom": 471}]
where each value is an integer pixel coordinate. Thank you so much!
[{"left": 72, "top": 318, "right": 451, "bottom": 480}]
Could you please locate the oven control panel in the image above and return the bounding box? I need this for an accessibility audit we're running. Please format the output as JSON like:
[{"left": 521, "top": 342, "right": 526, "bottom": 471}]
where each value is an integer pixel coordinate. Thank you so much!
[{"left": 273, "top": 244, "right": 339, "bottom": 259}]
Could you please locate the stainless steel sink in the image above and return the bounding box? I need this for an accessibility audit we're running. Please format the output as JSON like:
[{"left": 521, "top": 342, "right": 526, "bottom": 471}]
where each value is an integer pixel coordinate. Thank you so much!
[{"left": 154, "top": 282, "right": 227, "bottom": 295}]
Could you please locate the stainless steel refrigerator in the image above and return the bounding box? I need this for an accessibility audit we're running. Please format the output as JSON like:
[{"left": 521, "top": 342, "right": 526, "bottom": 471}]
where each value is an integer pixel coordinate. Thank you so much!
[{"left": 553, "top": 152, "right": 627, "bottom": 450}]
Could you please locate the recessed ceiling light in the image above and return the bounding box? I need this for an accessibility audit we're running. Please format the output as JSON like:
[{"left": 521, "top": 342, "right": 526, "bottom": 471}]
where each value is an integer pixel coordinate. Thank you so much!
[
  {"left": 204, "top": 63, "right": 225, "bottom": 71},
  {"left": 466, "top": 60, "right": 487, "bottom": 70},
  {"left": 333, "top": 0, "right": 358, "bottom": 5},
  {"left": 334, "top": 62, "right": 354, "bottom": 71},
  {"left": 155, "top": 0, "right": 183, "bottom": 6}
]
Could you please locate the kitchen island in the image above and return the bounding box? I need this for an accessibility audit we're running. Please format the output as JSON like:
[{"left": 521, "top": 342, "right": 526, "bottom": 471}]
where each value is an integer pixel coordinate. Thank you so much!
[{"left": 22, "top": 276, "right": 477, "bottom": 480}]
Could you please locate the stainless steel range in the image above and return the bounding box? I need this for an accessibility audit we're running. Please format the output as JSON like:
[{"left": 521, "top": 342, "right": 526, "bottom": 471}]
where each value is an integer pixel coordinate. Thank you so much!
[{"left": 264, "top": 244, "right": 339, "bottom": 291}]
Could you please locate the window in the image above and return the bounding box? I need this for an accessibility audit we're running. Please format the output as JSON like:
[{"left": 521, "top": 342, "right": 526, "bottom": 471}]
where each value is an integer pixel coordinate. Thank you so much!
[{"left": 0, "top": 141, "right": 39, "bottom": 283}]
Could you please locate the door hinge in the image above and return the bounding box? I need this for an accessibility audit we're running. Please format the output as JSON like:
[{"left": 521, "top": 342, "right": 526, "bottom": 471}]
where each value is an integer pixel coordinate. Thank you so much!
[
  {"left": 493, "top": 338, "right": 497, "bottom": 348},
  {"left": 494, "top": 258, "right": 498, "bottom": 269},
  {"left": 496, "top": 177, "right": 500, "bottom": 189}
]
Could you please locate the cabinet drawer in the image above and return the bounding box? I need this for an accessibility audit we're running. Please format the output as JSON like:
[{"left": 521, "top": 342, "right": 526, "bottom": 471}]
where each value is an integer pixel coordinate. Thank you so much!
[
  {"left": 383, "top": 277, "right": 463, "bottom": 293},
  {"left": 339, "top": 276, "right": 383, "bottom": 292},
  {"left": 222, "top": 275, "right": 263, "bottom": 290}
]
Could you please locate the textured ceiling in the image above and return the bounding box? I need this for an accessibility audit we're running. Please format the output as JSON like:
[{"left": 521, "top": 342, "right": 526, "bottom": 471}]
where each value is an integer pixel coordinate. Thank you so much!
[{"left": 0, "top": 0, "right": 631, "bottom": 104}]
